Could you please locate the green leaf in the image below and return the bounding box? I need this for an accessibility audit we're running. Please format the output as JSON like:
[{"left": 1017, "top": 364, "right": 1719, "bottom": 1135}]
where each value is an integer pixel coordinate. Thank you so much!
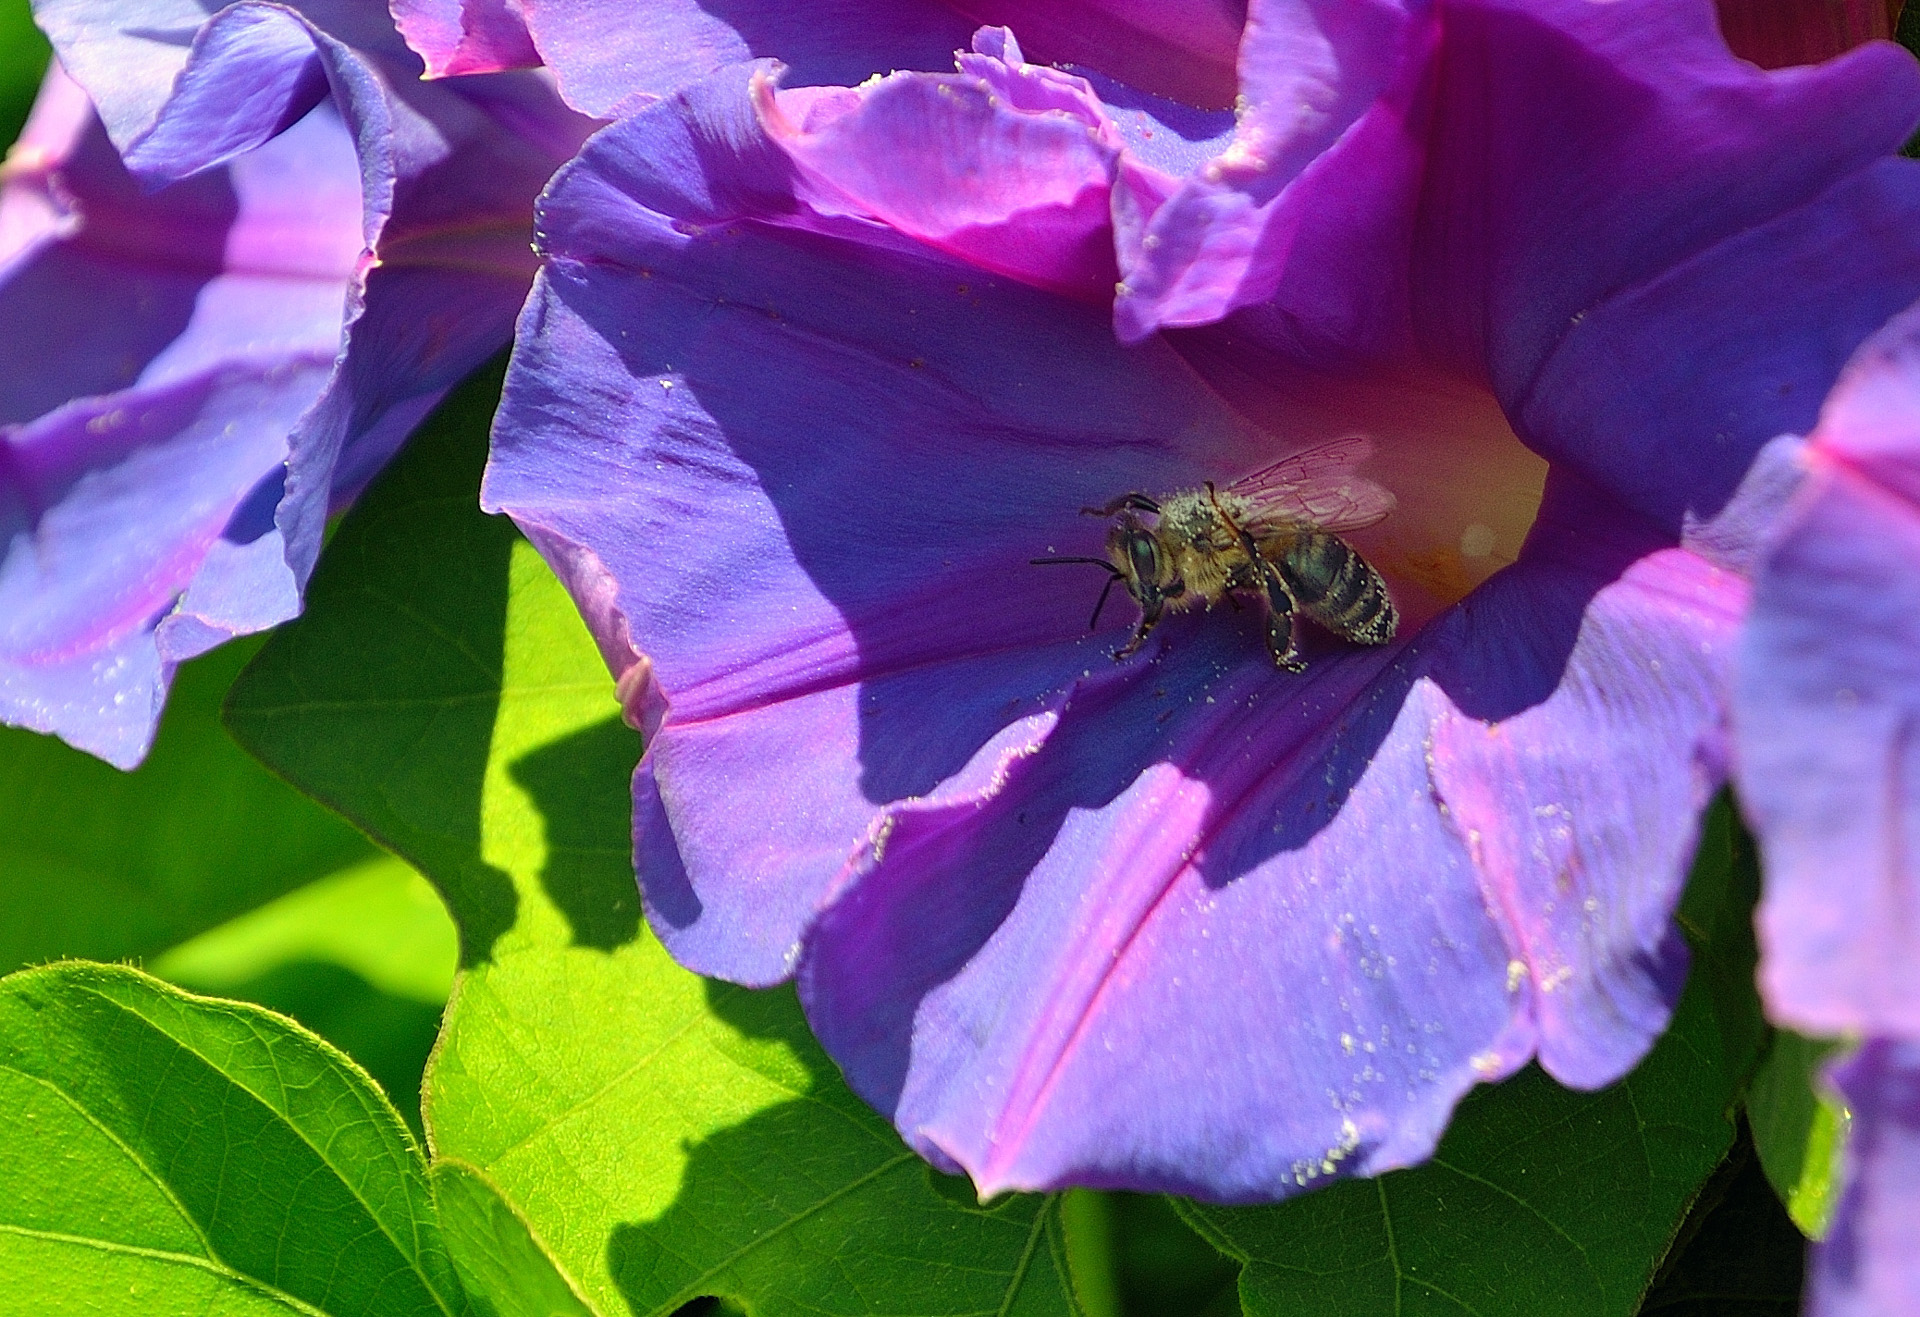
[
  {"left": 1184, "top": 979, "right": 1734, "bottom": 1317},
  {"left": 0, "top": 962, "right": 464, "bottom": 1316},
  {"left": 1180, "top": 805, "right": 1763, "bottom": 1317},
  {"left": 431, "top": 1161, "right": 597, "bottom": 1317},
  {"left": 1637, "top": 1120, "right": 1805, "bottom": 1314},
  {"left": 1675, "top": 796, "right": 1768, "bottom": 1095},
  {"left": 1105, "top": 1195, "right": 1239, "bottom": 1317},
  {"left": 0, "top": 633, "right": 379, "bottom": 977},
  {"left": 1062, "top": 1190, "right": 1122, "bottom": 1317},
  {"left": 227, "top": 363, "right": 1083, "bottom": 1317},
  {"left": 225, "top": 363, "right": 523, "bottom": 967},
  {"left": 153, "top": 854, "right": 457, "bottom": 1006},
  {"left": 1748, "top": 1030, "right": 1849, "bottom": 1239},
  {"left": 0, "top": 0, "right": 49, "bottom": 150},
  {"left": 152, "top": 854, "right": 458, "bottom": 1137},
  {"left": 432, "top": 923, "right": 1079, "bottom": 1317}
]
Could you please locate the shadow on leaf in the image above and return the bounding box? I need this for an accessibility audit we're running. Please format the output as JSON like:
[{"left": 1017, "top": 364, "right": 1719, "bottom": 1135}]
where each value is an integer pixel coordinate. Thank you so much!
[
  {"left": 602, "top": 979, "right": 1068, "bottom": 1317},
  {"left": 1639, "top": 1116, "right": 1804, "bottom": 1317},
  {"left": 509, "top": 715, "right": 644, "bottom": 951},
  {"left": 225, "top": 358, "right": 521, "bottom": 965}
]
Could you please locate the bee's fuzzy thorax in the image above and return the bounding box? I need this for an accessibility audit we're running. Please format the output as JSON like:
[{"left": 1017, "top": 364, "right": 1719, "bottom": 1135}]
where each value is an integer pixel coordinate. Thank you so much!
[{"left": 1090, "top": 456, "right": 1397, "bottom": 671}]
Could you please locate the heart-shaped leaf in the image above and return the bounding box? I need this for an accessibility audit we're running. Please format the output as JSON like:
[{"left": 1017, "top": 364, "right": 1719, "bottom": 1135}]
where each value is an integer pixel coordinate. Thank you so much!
[{"left": 0, "top": 962, "right": 461, "bottom": 1316}]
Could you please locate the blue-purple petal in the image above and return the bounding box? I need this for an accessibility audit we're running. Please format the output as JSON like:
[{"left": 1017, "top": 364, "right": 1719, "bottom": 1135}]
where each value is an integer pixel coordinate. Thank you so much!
[
  {"left": 1521, "top": 158, "right": 1920, "bottom": 538},
  {"left": 0, "top": 67, "right": 356, "bottom": 762},
  {"left": 1738, "top": 301, "right": 1920, "bottom": 1042},
  {"left": 1809, "top": 1042, "right": 1920, "bottom": 1317},
  {"left": 799, "top": 476, "right": 1738, "bottom": 1197},
  {"left": 1117, "top": 0, "right": 1920, "bottom": 361},
  {"left": 514, "top": 0, "right": 975, "bottom": 119},
  {"left": 4, "top": 0, "right": 589, "bottom": 762}
]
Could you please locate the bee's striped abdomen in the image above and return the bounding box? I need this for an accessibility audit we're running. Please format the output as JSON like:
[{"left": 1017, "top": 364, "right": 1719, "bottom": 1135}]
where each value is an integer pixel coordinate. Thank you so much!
[{"left": 1276, "top": 532, "right": 1397, "bottom": 646}]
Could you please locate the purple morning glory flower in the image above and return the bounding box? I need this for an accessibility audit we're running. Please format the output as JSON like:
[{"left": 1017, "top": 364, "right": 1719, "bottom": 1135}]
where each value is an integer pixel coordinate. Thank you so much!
[
  {"left": 0, "top": 0, "right": 589, "bottom": 766},
  {"left": 484, "top": 3, "right": 1920, "bottom": 1200},
  {"left": 1736, "top": 297, "right": 1920, "bottom": 1314}
]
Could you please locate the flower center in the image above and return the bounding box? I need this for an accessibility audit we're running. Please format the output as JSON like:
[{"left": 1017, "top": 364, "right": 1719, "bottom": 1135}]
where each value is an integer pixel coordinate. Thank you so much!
[
  {"left": 1344, "top": 379, "right": 1547, "bottom": 630},
  {"left": 1178, "top": 337, "right": 1548, "bottom": 631}
]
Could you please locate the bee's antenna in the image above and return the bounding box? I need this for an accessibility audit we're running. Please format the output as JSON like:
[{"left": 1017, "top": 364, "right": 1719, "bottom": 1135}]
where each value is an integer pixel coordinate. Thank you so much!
[
  {"left": 1030, "top": 557, "right": 1126, "bottom": 633},
  {"left": 1080, "top": 493, "right": 1160, "bottom": 518},
  {"left": 1088, "top": 573, "right": 1121, "bottom": 632}
]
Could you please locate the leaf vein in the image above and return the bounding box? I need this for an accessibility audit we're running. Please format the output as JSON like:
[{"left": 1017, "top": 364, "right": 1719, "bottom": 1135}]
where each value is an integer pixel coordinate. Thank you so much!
[{"left": 0, "top": 1222, "right": 332, "bottom": 1316}]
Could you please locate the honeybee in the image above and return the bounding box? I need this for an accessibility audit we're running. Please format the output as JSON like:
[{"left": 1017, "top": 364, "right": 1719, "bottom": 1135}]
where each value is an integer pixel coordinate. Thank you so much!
[{"left": 1036, "top": 437, "right": 1398, "bottom": 671}]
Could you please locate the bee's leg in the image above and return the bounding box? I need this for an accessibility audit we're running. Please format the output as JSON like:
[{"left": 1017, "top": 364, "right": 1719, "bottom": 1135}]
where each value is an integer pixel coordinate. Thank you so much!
[
  {"left": 1227, "top": 525, "right": 1306, "bottom": 673},
  {"left": 1082, "top": 492, "right": 1161, "bottom": 517},
  {"left": 1257, "top": 560, "right": 1307, "bottom": 673},
  {"left": 1113, "top": 600, "right": 1162, "bottom": 660}
]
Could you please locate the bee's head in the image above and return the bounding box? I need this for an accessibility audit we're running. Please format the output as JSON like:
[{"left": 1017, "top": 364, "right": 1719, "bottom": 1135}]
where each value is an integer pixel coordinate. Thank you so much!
[
  {"left": 1032, "top": 500, "right": 1183, "bottom": 636},
  {"left": 1107, "top": 513, "right": 1178, "bottom": 609}
]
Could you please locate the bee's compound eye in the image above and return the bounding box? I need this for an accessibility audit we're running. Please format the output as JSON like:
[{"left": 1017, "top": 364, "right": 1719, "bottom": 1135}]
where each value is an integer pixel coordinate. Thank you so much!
[{"left": 1127, "top": 531, "right": 1160, "bottom": 585}]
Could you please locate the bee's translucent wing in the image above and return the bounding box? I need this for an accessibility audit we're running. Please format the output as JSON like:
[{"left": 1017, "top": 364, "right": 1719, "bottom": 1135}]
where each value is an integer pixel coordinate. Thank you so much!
[{"left": 1227, "top": 435, "right": 1396, "bottom": 534}]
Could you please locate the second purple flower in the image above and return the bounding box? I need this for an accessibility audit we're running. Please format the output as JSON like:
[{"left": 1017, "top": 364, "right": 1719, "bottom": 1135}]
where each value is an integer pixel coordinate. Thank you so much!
[{"left": 0, "top": 0, "right": 590, "bottom": 764}]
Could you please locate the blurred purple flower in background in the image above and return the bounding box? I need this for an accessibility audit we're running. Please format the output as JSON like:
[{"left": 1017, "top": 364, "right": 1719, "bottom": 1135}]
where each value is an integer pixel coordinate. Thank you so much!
[
  {"left": 1737, "top": 301, "right": 1920, "bottom": 1314},
  {"left": 0, "top": 0, "right": 588, "bottom": 765},
  {"left": 483, "top": 0, "right": 1920, "bottom": 1201}
]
